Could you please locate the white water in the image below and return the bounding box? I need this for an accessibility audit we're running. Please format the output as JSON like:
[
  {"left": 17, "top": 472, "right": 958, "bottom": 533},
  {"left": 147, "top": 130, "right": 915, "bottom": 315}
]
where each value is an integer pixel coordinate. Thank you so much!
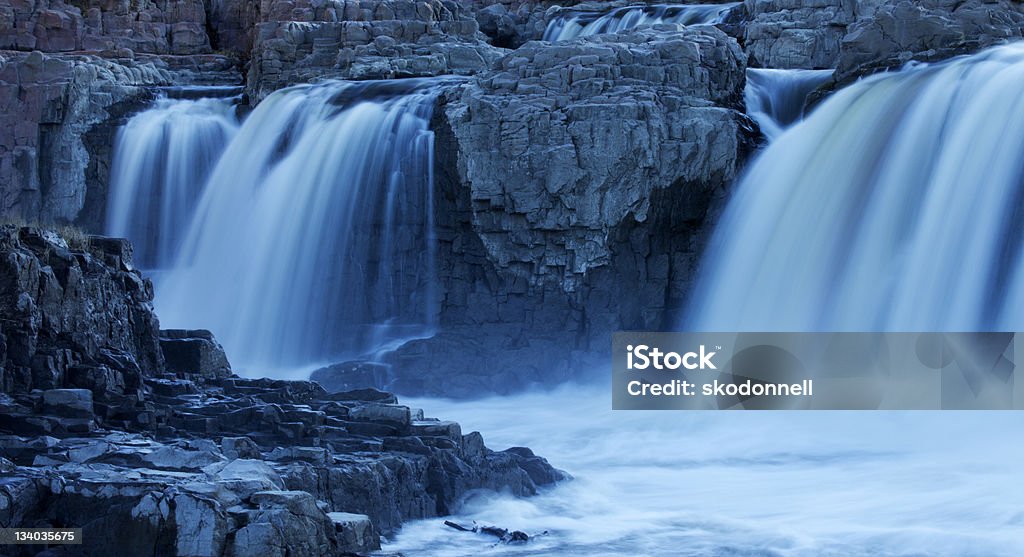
[
  {"left": 106, "top": 95, "right": 238, "bottom": 267},
  {"left": 389, "top": 385, "right": 1024, "bottom": 556},
  {"left": 745, "top": 68, "right": 833, "bottom": 141},
  {"left": 155, "top": 79, "right": 450, "bottom": 373},
  {"left": 687, "top": 43, "right": 1024, "bottom": 332},
  {"left": 386, "top": 43, "right": 1024, "bottom": 556},
  {"left": 543, "top": 3, "right": 738, "bottom": 42}
]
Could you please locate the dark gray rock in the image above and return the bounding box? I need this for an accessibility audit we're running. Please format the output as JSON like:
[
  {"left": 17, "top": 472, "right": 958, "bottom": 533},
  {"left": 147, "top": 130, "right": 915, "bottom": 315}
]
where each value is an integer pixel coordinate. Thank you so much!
[
  {"left": 0, "top": 0, "right": 212, "bottom": 55},
  {"left": 374, "top": 24, "right": 747, "bottom": 396},
  {"left": 0, "top": 51, "right": 240, "bottom": 227},
  {"left": 835, "top": 0, "right": 1024, "bottom": 82},
  {"left": 740, "top": 0, "right": 881, "bottom": 69},
  {"left": 160, "top": 329, "right": 232, "bottom": 379},
  {"left": 310, "top": 361, "right": 390, "bottom": 393},
  {"left": 0, "top": 226, "right": 163, "bottom": 399}
]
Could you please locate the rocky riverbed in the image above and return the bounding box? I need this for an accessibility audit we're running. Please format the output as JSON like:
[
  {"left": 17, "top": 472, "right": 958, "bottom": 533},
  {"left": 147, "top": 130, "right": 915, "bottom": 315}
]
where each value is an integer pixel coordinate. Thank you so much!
[{"left": 0, "top": 225, "right": 564, "bottom": 556}]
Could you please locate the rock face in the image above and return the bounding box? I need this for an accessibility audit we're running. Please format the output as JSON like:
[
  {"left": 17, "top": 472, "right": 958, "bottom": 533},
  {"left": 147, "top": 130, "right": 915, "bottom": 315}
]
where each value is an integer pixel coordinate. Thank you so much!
[
  {"left": 0, "top": 51, "right": 239, "bottom": 226},
  {"left": 0, "top": 227, "right": 565, "bottom": 555},
  {"left": 246, "top": 0, "right": 506, "bottom": 101},
  {"left": 0, "top": 0, "right": 211, "bottom": 55},
  {"left": 738, "top": 0, "right": 1024, "bottom": 71},
  {"left": 739, "top": 0, "right": 880, "bottom": 69},
  {"left": 835, "top": 0, "right": 1024, "bottom": 82},
  {"left": 0, "top": 226, "right": 163, "bottom": 407},
  {"left": 368, "top": 24, "right": 747, "bottom": 396}
]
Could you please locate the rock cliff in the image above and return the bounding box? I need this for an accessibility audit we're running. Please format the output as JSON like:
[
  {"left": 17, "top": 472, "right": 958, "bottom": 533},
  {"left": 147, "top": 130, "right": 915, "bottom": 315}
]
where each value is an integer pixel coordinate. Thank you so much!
[{"left": 0, "top": 226, "right": 565, "bottom": 555}]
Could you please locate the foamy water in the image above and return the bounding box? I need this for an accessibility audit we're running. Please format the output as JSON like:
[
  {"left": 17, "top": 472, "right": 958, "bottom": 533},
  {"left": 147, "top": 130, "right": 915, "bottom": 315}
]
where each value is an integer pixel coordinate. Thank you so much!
[{"left": 387, "top": 383, "right": 1024, "bottom": 556}]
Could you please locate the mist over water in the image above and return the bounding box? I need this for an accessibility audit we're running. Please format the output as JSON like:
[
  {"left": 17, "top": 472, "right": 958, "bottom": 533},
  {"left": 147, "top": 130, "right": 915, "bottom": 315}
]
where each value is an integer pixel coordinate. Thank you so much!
[{"left": 390, "top": 385, "right": 1024, "bottom": 556}]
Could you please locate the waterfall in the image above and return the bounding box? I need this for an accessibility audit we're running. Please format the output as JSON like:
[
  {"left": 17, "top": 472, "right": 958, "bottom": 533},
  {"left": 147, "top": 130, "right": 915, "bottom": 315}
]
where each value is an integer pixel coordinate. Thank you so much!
[
  {"left": 155, "top": 78, "right": 451, "bottom": 373},
  {"left": 685, "top": 42, "right": 1024, "bottom": 332},
  {"left": 106, "top": 94, "right": 238, "bottom": 267},
  {"left": 745, "top": 68, "right": 833, "bottom": 141},
  {"left": 543, "top": 3, "right": 738, "bottom": 42}
]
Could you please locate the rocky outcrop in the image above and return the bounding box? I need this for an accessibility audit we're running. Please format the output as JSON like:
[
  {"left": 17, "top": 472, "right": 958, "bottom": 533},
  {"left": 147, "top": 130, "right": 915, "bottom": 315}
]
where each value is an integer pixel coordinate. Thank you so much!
[
  {"left": 0, "top": 226, "right": 565, "bottom": 555},
  {"left": 441, "top": 24, "right": 743, "bottom": 288},
  {"left": 738, "top": 0, "right": 1024, "bottom": 71},
  {"left": 835, "top": 0, "right": 1024, "bottom": 82},
  {"left": 246, "top": 0, "right": 505, "bottom": 101},
  {"left": 0, "top": 0, "right": 211, "bottom": 55},
  {"left": 0, "top": 226, "right": 163, "bottom": 406},
  {"left": 738, "top": 0, "right": 880, "bottom": 69},
  {"left": 352, "top": 24, "right": 748, "bottom": 396},
  {"left": 0, "top": 51, "right": 239, "bottom": 226}
]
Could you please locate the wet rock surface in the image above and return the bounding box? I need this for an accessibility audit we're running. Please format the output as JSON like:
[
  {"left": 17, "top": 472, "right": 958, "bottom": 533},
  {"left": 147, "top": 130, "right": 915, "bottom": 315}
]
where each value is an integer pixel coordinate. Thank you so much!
[{"left": 0, "top": 227, "right": 566, "bottom": 556}]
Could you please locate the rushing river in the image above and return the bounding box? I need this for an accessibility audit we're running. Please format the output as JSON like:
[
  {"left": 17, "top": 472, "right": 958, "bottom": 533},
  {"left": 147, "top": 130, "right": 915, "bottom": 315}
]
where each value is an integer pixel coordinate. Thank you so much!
[{"left": 389, "top": 384, "right": 1024, "bottom": 556}]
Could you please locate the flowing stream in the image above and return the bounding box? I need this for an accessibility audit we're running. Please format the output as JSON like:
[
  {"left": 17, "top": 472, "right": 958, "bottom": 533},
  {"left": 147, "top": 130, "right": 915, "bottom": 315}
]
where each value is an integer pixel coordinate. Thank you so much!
[
  {"left": 543, "top": 3, "right": 738, "bottom": 42},
  {"left": 744, "top": 68, "right": 833, "bottom": 141},
  {"left": 153, "top": 78, "right": 452, "bottom": 373},
  {"left": 106, "top": 93, "right": 238, "bottom": 267}
]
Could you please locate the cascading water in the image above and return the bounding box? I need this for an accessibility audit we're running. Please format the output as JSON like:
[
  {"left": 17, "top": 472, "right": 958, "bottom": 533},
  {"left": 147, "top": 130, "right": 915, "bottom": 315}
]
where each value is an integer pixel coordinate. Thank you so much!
[
  {"left": 543, "top": 3, "right": 738, "bottom": 42},
  {"left": 155, "top": 78, "right": 451, "bottom": 373},
  {"left": 106, "top": 94, "right": 238, "bottom": 267},
  {"left": 687, "top": 42, "right": 1024, "bottom": 332},
  {"left": 744, "top": 68, "right": 833, "bottom": 141},
  {"left": 385, "top": 43, "right": 1024, "bottom": 556}
]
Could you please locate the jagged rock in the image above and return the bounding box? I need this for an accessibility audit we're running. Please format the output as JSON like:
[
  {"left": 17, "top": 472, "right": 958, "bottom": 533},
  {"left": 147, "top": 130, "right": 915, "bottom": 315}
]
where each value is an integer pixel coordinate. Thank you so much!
[
  {"left": 329, "top": 512, "right": 380, "bottom": 553},
  {"left": 0, "top": 226, "right": 163, "bottom": 397},
  {"left": 443, "top": 23, "right": 744, "bottom": 291},
  {"left": 246, "top": 0, "right": 505, "bottom": 101},
  {"left": 160, "top": 329, "right": 232, "bottom": 379},
  {"left": 740, "top": 0, "right": 882, "bottom": 69},
  {"left": 41, "top": 389, "right": 93, "bottom": 419},
  {"left": 234, "top": 491, "right": 339, "bottom": 557},
  {"left": 835, "top": 0, "right": 1024, "bottom": 82},
  {"left": 310, "top": 360, "right": 390, "bottom": 393},
  {"left": 174, "top": 491, "right": 230, "bottom": 557},
  {"left": 0, "top": 0, "right": 211, "bottom": 55},
  {"left": 0, "top": 227, "right": 566, "bottom": 555},
  {"left": 220, "top": 436, "right": 262, "bottom": 460}
]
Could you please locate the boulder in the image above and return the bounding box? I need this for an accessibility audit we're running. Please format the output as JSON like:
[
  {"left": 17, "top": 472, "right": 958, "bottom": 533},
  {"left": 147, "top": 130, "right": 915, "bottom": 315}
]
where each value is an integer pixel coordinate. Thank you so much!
[
  {"left": 41, "top": 389, "right": 93, "bottom": 419},
  {"left": 329, "top": 512, "right": 380, "bottom": 553},
  {"left": 160, "top": 329, "right": 232, "bottom": 379}
]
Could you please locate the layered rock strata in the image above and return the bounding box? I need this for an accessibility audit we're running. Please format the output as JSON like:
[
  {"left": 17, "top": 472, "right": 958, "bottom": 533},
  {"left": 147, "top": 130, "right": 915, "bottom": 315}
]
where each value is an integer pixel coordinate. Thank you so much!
[{"left": 0, "top": 226, "right": 565, "bottom": 556}]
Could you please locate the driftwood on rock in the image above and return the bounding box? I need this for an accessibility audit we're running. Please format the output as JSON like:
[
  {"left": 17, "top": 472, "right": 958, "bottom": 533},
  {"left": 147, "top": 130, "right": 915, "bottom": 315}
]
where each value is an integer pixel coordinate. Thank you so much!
[{"left": 444, "top": 520, "right": 536, "bottom": 544}]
